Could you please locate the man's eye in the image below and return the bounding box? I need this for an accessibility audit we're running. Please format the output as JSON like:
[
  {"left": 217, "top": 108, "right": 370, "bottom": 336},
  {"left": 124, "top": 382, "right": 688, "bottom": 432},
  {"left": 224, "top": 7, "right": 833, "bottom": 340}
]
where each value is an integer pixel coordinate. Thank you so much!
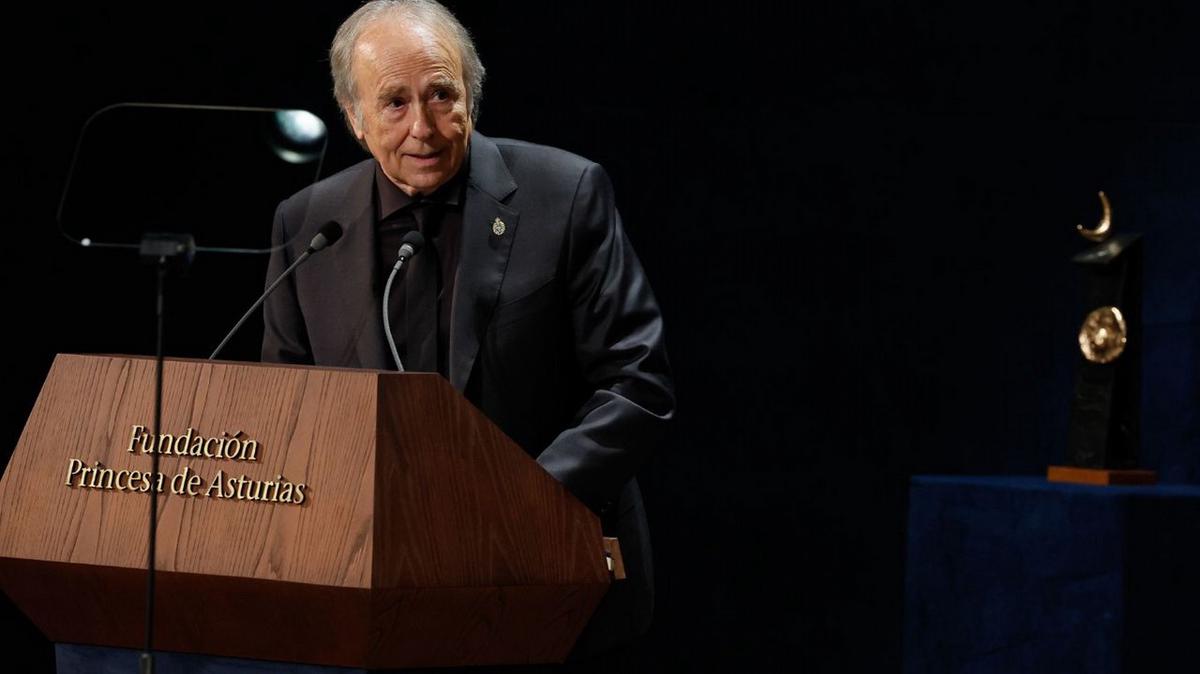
[
  {"left": 388, "top": 98, "right": 406, "bottom": 109},
  {"left": 432, "top": 89, "right": 451, "bottom": 102}
]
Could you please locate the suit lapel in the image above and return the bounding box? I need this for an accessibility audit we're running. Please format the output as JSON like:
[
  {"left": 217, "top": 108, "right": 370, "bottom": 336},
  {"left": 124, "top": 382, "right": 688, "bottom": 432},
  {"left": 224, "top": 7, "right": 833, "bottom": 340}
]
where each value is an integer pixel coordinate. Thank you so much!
[
  {"left": 450, "top": 133, "right": 519, "bottom": 391},
  {"left": 312, "top": 160, "right": 389, "bottom": 370}
]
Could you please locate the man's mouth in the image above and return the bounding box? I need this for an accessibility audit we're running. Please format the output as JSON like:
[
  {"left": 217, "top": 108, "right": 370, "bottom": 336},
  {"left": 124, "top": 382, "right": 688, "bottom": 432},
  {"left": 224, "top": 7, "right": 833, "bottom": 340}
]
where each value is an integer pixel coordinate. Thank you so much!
[{"left": 406, "top": 150, "right": 442, "bottom": 160}]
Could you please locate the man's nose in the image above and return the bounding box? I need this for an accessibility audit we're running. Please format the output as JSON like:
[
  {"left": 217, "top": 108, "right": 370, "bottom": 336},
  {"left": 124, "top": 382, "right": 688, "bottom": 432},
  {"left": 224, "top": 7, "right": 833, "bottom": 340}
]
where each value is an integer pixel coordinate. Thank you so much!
[{"left": 410, "top": 104, "right": 435, "bottom": 139}]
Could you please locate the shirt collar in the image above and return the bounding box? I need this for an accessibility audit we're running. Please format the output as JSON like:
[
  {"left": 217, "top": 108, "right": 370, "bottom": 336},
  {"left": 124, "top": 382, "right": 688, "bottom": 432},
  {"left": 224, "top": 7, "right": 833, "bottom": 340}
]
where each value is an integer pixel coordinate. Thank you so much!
[{"left": 374, "top": 159, "right": 467, "bottom": 222}]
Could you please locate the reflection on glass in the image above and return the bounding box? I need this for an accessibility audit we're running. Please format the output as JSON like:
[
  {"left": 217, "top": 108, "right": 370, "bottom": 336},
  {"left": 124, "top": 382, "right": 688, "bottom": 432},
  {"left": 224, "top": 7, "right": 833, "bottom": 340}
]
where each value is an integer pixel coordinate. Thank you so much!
[{"left": 271, "top": 110, "right": 327, "bottom": 164}]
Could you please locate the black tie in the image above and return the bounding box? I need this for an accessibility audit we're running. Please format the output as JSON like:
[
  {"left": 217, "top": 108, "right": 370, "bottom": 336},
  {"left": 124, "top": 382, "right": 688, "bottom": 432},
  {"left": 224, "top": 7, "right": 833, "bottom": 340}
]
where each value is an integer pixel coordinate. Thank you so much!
[{"left": 404, "top": 201, "right": 440, "bottom": 373}]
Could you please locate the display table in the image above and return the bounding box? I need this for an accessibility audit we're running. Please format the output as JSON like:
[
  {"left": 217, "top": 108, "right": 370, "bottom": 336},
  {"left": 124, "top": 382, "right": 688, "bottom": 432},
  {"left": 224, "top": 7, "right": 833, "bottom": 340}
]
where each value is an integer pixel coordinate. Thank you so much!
[{"left": 904, "top": 475, "right": 1200, "bottom": 674}]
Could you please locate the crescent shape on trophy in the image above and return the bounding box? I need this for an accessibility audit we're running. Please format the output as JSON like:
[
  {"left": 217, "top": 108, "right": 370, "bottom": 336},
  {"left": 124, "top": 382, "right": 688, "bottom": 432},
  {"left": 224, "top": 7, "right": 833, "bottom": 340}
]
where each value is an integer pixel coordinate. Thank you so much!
[{"left": 1077, "top": 190, "right": 1112, "bottom": 242}]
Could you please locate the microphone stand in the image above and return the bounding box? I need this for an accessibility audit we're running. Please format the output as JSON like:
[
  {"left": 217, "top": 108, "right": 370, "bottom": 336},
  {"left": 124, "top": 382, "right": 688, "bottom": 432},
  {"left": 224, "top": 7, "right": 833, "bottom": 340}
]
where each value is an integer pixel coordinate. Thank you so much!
[{"left": 136, "top": 232, "right": 195, "bottom": 674}]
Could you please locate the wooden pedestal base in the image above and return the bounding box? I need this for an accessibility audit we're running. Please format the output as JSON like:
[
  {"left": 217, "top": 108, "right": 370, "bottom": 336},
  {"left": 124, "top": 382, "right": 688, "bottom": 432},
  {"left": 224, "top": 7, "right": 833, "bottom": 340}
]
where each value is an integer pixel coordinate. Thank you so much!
[{"left": 1047, "top": 465, "right": 1157, "bottom": 486}]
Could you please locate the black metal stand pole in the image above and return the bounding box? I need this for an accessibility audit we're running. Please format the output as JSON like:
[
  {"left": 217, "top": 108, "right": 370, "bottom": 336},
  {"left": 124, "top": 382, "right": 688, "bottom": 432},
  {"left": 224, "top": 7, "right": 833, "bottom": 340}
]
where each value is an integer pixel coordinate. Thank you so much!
[
  {"left": 138, "top": 256, "right": 167, "bottom": 674},
  {"left": 136, "top": 234, "right": 194, "bottom": 674}
]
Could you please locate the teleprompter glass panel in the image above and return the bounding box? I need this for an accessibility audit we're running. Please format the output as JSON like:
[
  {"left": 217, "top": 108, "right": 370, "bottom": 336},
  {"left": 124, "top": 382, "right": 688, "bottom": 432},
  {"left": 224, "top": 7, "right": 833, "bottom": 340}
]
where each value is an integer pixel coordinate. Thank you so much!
[{"left": 58, "top": 103, "right": 328, "bottom": 253}]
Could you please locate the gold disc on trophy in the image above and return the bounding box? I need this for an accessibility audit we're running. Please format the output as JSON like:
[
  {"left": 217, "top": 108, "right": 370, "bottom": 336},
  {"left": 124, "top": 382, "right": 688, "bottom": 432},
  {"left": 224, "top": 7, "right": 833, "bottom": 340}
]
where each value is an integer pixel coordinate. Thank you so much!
[{"left": 1078, "top": 306, "right": 1127, "bottom": 364}]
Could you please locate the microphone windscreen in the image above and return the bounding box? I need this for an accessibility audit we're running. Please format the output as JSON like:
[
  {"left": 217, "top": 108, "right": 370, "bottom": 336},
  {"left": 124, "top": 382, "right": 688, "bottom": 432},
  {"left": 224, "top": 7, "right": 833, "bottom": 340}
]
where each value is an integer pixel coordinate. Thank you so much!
[
  {"left": 400, "top": 229, "right": 425, "bottom": 256},
  {"left": 310, "top": 220, "right": 344, "bottom": 251}
]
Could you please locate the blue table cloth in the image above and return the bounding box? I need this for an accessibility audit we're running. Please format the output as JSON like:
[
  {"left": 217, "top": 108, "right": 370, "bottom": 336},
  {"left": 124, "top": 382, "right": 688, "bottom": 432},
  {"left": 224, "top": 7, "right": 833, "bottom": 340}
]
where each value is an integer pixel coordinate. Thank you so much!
[{"left": 904, "top": 475, "right": 1200, "bottom": 674}]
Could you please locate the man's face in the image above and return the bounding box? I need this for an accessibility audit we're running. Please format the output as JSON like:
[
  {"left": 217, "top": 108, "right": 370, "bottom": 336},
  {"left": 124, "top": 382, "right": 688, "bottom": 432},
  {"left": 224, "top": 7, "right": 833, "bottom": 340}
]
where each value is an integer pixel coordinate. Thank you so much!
[{"left": 346, "top": 19, "right": 472, "bottom": 196}]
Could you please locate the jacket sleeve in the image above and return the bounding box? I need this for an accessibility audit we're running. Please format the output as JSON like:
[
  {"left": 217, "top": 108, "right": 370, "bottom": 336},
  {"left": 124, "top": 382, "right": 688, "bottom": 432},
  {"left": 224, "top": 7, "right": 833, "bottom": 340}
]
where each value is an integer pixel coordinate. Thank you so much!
[
  {"left": 535, "top": 162, "right": 675, "bottom": 514},
  {"left": 261, "top": 199, "right": 314, "bottom": 365}
]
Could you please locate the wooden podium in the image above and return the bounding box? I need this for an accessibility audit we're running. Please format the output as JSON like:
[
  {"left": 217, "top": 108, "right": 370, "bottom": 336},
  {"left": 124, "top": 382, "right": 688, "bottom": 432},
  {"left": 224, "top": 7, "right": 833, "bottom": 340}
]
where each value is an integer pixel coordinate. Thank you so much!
[{"left": 0, "top": 354, "right": 616, "bottom": 669}]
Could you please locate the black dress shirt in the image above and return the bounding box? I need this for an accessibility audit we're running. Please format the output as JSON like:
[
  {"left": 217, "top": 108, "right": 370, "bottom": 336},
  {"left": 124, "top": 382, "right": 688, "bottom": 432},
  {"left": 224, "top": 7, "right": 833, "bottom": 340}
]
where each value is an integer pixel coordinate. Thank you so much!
[{"left": 375, "top": 162, "right": 464, "bottom": 375}]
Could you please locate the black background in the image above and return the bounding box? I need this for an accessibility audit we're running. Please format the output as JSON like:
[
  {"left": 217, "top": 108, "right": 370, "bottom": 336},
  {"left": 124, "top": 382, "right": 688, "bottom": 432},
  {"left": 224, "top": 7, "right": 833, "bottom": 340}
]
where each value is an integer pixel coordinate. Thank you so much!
[{"left": 1, "top": 2, "right": 1198, "bottom": 672}]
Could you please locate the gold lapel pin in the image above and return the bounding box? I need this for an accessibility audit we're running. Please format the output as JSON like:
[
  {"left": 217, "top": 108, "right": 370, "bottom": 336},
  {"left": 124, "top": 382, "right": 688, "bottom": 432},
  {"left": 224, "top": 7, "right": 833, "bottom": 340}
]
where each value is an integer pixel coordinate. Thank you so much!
[{"left": 491, "top": 217, "right": 506, "bottom": 236}]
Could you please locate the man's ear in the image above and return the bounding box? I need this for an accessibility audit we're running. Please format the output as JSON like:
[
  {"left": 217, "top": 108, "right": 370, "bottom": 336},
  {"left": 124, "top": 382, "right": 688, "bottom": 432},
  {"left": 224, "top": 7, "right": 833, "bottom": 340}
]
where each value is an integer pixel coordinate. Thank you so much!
[{"left": 343, "top": 104, "right": 365, "bottom": 140}]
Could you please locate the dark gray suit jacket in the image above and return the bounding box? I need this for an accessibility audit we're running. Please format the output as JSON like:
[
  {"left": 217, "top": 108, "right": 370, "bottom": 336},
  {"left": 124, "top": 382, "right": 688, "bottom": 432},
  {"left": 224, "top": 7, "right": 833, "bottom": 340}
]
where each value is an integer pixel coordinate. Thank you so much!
[{"left": 261, "top": 131, "right": 674, "bottom": 658}]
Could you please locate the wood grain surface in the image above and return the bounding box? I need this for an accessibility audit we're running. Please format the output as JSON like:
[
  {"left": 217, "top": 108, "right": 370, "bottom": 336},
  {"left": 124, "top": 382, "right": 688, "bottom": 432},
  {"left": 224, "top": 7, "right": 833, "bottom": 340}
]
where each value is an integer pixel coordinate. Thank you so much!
[{"left": 0, "top": 354, "right": 378, "bottom": 588}]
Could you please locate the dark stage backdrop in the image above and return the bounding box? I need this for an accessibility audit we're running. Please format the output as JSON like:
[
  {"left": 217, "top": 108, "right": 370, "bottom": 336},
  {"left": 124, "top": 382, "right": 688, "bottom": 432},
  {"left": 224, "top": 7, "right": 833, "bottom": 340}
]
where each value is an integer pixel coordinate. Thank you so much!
[{"left": 2, "top": 2, "right": 1197, "bottom": 672}]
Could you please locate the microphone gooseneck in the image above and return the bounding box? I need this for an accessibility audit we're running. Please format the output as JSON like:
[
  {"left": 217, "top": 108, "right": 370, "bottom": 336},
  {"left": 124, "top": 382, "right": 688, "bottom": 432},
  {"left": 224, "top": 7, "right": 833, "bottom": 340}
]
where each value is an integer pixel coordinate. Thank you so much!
[
  {"left": 383, "top": 230, "right": 426, "bottom": 372},
  {"left": 208, "top": 221, "right": 343, "bottom": 361}
]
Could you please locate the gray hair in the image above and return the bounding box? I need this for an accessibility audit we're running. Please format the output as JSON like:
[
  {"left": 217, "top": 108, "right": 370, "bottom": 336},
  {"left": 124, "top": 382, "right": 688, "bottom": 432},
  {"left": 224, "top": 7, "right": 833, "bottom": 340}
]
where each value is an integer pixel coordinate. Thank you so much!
[{"left": 330, "top": 0, "right": 486, "bottom": 128}]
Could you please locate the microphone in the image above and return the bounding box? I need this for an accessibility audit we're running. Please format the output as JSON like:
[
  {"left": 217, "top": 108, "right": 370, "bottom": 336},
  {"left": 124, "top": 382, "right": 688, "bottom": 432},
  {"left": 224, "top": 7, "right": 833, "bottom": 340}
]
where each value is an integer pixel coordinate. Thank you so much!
[
  {"left": 306, "top": 220, "right": 344, "bottom": 253},
  {"left": 383, "top": 230, "right": 425, "bottom": 372},
  {"left": 396, "top": 230, "right": 424, "bottom": 264},
  {"left": 208, "top": 221, "right": 344, "bottom": 360}
]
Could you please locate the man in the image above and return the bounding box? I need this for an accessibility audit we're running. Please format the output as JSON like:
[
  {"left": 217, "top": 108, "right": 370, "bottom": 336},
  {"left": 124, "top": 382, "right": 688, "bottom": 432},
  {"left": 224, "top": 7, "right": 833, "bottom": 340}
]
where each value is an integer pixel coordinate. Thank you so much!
[{"left": 261, "top": 0, "right": 674, "bottom": 667}]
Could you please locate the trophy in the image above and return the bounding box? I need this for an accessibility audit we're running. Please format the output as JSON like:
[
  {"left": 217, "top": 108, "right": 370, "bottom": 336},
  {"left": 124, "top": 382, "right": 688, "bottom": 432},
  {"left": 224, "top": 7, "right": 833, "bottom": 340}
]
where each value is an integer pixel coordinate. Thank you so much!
[{"left": 1048, "top": 191, "right": 1155, "bottom": 485}]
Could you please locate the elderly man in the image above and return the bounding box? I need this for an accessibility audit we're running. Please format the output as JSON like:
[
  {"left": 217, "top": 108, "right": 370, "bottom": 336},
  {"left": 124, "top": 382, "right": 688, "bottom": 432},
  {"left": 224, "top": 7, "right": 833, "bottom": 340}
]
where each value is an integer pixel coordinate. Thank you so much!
[{"left": 262, "top": 0, "right": 674, "bottom": 668}]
